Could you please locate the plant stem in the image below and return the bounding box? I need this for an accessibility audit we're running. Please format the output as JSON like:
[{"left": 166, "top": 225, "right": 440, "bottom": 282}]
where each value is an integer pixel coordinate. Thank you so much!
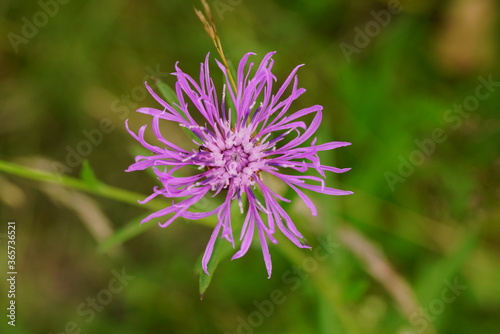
[
  {"left": 0, "top": 159, "right": 211, "bottom": 227},
  {"left": 194, "top": 0, "right": 238, "bottom": 93}
]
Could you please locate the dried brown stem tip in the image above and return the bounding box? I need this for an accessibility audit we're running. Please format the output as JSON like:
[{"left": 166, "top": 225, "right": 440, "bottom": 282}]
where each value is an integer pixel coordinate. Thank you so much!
[{"left": 194, "top": 0, "right": 237, "bottom": 92}]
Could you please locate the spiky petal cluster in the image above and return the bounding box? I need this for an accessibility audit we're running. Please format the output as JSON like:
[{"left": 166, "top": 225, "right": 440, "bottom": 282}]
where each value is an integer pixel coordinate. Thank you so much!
[{"left": 126, "top": 52, "right": 352, "bottom": 277}]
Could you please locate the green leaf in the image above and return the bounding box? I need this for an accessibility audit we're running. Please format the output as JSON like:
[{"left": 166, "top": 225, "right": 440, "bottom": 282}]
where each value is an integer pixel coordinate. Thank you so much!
[
  {"left": 153, "top": 77, "right": 180, "bottom": 108},
  {"left": 153, "top": 77, "right": 199, "bottom": 143},
  {"left": 197, "top": 198, "right": 244, "bottom": 298},
  {"left": 198, "top": 236, "right": 234, "bottom": 298},
  {"left": 80, "top": 160, "right": 100, "bottom": 188}
]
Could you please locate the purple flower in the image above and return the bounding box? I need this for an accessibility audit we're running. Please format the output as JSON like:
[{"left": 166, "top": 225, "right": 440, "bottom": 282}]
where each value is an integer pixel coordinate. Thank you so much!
[{"left": 126, "top": 52, "right": 352, "bottom": 278}]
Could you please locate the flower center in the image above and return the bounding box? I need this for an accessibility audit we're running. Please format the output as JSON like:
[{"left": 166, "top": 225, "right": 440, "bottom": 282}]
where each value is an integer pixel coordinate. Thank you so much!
[
  {"left": 223, "top": 146, "right": 249, "bottom": 175},
  {"left": 199, "top": 127, "right": 266, "bottom": 190}
]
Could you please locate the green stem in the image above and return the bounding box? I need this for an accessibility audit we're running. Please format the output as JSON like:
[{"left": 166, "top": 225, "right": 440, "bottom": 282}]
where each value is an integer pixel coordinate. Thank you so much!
[
  {"left": 0, "top": 160, "right": 213, "bottom": 226},
  {"left": 0, "top": 160, "right": 140, "bottom": 205}
]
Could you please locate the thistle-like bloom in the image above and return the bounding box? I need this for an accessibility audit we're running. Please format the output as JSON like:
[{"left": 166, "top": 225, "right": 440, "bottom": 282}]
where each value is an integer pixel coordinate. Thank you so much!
[{"left": 126, "top": 52, "right": 352, "bottom": 277}]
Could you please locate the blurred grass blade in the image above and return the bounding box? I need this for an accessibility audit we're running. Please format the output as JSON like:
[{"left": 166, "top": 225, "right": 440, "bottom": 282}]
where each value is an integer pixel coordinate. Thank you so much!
[
  {"left": 80, "top": 160, "right": 100, "bottom": 188},
  {"left": 198, "top": 237, "right": 233, "bottom": 298},
  {"left": 415, "top": 229, "right": 478, "bottom": 302}
]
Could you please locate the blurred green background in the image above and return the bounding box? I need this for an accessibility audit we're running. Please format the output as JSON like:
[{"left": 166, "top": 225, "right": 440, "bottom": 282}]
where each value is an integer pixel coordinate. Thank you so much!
[{"left": 1, "top": 0, "right": 499, "bottom": 333}]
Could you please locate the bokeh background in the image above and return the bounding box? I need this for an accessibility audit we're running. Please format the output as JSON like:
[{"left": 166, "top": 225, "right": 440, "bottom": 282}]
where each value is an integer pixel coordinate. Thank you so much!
[{"left": 1, "top": 0, "right": 499, "bottom": 333}]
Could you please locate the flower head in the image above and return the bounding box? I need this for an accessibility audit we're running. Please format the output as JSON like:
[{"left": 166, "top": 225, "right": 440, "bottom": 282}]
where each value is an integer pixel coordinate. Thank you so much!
[{"left": 126, "top": 52, "right": 352, "bottom": 277}]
